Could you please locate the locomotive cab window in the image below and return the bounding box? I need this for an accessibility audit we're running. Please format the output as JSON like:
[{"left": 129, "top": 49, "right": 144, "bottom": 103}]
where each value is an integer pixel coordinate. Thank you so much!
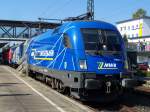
[
  {"left": 81, "top": 28, "right": 122, "bottom": 55},
  {"left": 63, "top": 34, "right": 72, "bottom": 48}
]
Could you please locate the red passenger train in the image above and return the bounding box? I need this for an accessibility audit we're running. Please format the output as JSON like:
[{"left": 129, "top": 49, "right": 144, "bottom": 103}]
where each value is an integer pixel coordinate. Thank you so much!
[{"left": 2, "top": 48, "right": 13, "bottom": 65}]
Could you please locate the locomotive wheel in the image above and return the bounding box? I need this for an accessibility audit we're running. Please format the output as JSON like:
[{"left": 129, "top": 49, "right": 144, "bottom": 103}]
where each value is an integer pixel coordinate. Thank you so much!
[
  {"left": 56, "top": 80, "right": 59, "bottom": 91},
  {"left": 56, "top": 80, "right": 63, "bottom": 93},
  {"left": 51, "top": 78, "right": 56, "bottom": 89}
]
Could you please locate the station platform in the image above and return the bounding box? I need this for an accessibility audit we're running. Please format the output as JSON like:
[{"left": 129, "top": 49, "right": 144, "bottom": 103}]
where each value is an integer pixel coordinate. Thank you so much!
[{"left": 0, "top": 65, "right": 93, "bottom": 112}]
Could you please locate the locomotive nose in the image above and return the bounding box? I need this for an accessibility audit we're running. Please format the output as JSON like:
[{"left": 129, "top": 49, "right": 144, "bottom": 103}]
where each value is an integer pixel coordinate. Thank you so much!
[
  {"left": 84, "top": 79, "right": 102, "bottom": 90},
  {"left": 85, "top": 54, "right": 124, "bottom": 74}
]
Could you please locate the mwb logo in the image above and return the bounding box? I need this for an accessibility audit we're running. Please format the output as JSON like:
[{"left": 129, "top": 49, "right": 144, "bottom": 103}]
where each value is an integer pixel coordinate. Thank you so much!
[{"left": 97, "top": 62, "right": 117, "bottom": 70}]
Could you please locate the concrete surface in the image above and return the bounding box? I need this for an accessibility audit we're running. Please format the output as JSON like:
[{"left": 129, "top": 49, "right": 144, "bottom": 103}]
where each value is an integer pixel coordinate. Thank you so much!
[{"left": 0, "top": 65, "right": 93, "bottom": 112}]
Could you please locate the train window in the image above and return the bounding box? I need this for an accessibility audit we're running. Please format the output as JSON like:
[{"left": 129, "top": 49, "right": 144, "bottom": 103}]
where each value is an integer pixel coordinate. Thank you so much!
[
  {"left": 81, "top": 28, "right": 122, "bottom": 54},
  {"left": 81, "top": 29, "right": 99, "bottom": 51},
  {"left": 105, "top": 30, "right": 121, "bottom": 51},
  {"left": 63, "top": 34, "right": 72, "bottom": 48}
]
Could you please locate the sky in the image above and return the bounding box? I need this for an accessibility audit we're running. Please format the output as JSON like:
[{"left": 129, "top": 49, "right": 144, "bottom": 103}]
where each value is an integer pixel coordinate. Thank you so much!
[{"left": 0, "top": 0, "right": 149, "bottom": 25}]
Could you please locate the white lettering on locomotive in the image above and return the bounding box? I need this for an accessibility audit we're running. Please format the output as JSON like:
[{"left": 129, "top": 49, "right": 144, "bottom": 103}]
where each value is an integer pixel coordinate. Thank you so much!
[
  {"left": 31, "top": 49, "right": 54, "bottom": 57},
  {"left": 103, "top": 63, "right": 116, "bottom": 68}
]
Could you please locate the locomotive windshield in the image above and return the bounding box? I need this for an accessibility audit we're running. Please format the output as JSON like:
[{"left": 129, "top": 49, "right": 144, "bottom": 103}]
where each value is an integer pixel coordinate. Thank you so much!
[{"left": 81, "top": 28, "right": 122, "bottom": 55}]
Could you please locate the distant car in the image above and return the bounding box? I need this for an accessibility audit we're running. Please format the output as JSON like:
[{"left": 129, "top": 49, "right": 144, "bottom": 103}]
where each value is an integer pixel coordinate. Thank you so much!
[{"left": 137, "top": 63, "right": 149, "bottom": 71}]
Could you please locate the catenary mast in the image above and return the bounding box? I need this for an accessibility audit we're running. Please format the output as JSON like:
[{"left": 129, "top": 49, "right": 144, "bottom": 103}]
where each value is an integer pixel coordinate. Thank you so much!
[{"left": 87, "top": 0, "right": 94, "bottom": 20}]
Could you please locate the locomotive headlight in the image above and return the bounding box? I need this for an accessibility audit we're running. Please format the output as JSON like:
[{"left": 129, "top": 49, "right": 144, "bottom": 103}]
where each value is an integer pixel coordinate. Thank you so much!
[
  {"left": 79, "top": 60, "right": 87, "bottom": 70},
  {"left": 124, "top": 60, "right": 128, "bottom": 69}
]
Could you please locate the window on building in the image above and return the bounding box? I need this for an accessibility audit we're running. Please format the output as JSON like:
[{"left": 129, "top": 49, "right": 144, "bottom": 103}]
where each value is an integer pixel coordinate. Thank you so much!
[
  {"left": 124, "top": 26, "right": 126, "bottom": 31},
  {"left": 132, "top": 25, "right": 134, "bottom": 30},
  {"left": 63, "top": 34, "right": 72, "bottom": 48},
  {"left": 132, "top": 34, "right": 134, "bottom": 37},
  {"left": 128, "top": 26, "right": 130, "bottom": 30},
  {"left": 136, "top": 24, "right": 139, "bottom": 29}
]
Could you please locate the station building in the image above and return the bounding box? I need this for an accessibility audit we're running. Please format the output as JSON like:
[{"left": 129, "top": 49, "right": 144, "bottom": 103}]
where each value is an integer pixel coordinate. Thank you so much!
[{"left": 116, "top": 16, "right": 150, "bottom": 65}]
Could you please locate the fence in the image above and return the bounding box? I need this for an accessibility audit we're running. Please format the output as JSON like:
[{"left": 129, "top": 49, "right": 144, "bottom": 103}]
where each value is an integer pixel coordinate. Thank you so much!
[{"left": 127, "top": 42, "right": 150, "bottom": 52}]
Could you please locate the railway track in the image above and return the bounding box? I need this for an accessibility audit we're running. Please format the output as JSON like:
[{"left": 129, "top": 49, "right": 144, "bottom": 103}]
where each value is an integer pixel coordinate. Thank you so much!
[
  {"left": 80, "top": 85, "right": 150, "bottom": 111},
  {"left": 134, "top": 86, "right": 150, "bottom": 97},
  {"left": 82, "top": 100, "right": 138, "bottom": 112},
  {"left": 57, "top": 85, "right": 150, "bottom": 112},
  {"left": 72, "top": 98, "right": 139, "bottom": 112}
]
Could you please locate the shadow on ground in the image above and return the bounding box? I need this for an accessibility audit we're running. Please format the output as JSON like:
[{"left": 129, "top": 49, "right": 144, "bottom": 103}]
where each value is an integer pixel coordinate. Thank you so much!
[{"left": 84, "top": 91, "right": 150, "bottom": 112}]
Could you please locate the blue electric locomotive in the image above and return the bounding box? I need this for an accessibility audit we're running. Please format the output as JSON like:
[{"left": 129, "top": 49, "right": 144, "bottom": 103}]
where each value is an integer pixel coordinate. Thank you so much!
[{"left": 26, "top": 21, "right": 130, "bottom": 102}]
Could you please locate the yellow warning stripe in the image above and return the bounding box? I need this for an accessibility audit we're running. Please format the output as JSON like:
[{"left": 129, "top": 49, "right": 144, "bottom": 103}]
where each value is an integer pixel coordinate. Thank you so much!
[{"left": 34, "top": 57, "right": 54, "bottom": 61}]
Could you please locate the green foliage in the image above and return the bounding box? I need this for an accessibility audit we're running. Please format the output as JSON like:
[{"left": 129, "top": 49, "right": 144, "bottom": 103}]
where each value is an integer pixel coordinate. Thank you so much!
[
  {"left": 135, "top": 70, "right": 150, "bottom": 77},
  {"left": 132, "top": 8, "right": 147, "bottom": 19},
  {"left": 147, "top": 72, "right": 150, "bottom": 77}
]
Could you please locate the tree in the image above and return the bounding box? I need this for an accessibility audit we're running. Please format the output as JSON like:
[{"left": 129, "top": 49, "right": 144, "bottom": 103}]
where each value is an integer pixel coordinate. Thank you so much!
[{"left": 132, "top": 8, "right": 147, "bottom": 19}]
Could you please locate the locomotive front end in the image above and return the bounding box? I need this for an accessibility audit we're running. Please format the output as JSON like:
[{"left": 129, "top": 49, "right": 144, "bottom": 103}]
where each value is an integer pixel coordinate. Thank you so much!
[{"left": 76, "top": 25, "right": 128, "bottom": 101}]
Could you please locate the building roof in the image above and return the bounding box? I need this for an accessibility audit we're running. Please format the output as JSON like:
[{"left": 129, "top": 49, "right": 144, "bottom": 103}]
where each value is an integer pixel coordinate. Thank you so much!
[{"left": 116, "top": 16, "right": 150, "bottom": 24}]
